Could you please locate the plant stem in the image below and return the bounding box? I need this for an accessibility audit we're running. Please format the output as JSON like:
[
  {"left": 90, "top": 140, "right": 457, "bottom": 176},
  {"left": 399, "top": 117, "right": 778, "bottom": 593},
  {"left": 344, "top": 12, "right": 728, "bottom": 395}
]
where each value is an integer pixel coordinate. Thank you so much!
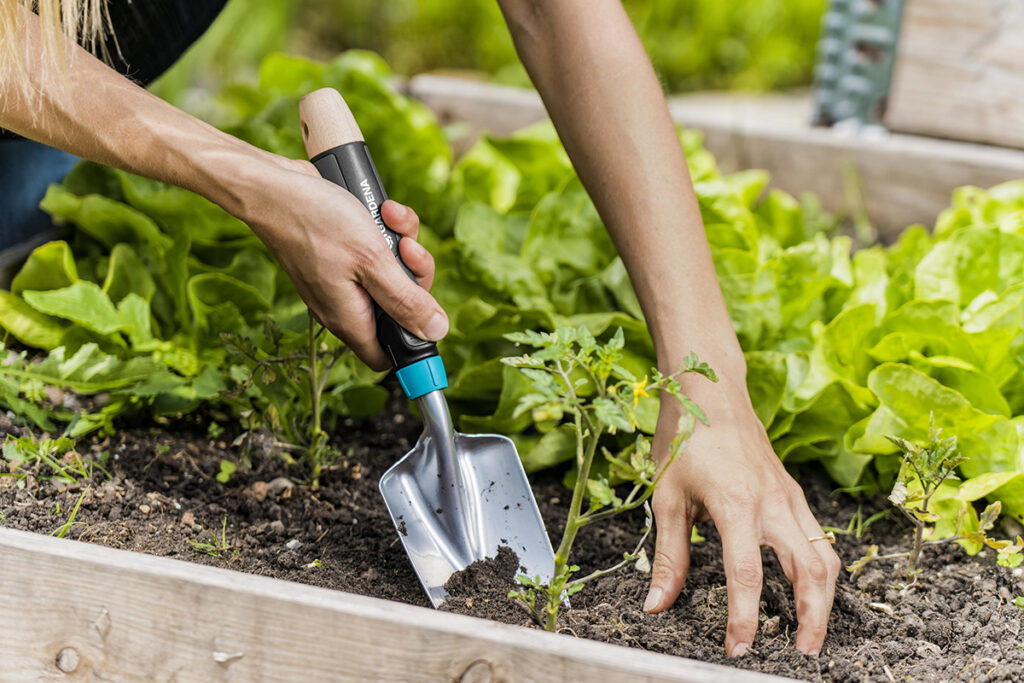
[
  {"left": 309, "top": 315, "right": 321, "bottom": 439},
  {"left": 908, "top": 519, "right": 925, "bottom": 574},
  {"left": 308, "top": 314, "right": 323, "bottom": 490},
  {"left": 545, "top": 409, "right": 600, "bottom": 631}
]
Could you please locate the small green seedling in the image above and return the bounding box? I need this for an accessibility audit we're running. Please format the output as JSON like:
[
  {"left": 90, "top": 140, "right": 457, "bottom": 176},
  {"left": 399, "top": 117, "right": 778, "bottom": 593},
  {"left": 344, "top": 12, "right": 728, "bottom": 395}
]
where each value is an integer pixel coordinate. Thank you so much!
[
  {"left": 849, "top": 419, "right": 1023, "bottom": 580},
  {"left": 1013, "top": 596, "right": 1024, "bottom": 611},
  {"left": 503, "top": 326, "right": 715, "bottom": 631},
  {"left": 207, "top": 421, "right": 225, "bottom": 439},
  {"left": 189, "top": 517, "right": 237, "bottom": 557},
  {"left": 216, "top": 460, "right": 237, "bottom": 484},
  {"left": 823, "top": 505, "right": 892, "bottom": 541},
  {"left": 1, "top": 434, "right": 106, "bottom": 483},
  {"left": 50, "top": 489, "right": 88, "bottom": 539}
]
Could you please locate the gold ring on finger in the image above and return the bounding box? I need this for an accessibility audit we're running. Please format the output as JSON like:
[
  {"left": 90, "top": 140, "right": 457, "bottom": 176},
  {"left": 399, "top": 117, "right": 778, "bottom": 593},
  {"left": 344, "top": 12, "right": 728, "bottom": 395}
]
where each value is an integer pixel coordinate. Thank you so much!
[{"left": 807, "top": 531, "right": 836, "bottom": 544}]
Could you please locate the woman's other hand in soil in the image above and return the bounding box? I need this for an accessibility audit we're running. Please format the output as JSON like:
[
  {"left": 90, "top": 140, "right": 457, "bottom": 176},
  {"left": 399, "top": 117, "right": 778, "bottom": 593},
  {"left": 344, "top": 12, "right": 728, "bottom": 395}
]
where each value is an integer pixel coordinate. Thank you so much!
[
  {"left": 243, "top": 159, "right": 447, "bottom": 370},
  {"left": 644, "top": 371, "right": 841, "bottom": 657}
]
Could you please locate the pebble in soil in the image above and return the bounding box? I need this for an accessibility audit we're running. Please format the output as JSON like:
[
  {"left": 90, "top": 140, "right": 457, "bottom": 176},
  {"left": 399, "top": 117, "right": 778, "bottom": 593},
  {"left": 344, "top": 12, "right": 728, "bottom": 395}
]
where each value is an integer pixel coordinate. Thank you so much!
[{"left": 3, "top": 397, "right": 1024, "bottom": 681}]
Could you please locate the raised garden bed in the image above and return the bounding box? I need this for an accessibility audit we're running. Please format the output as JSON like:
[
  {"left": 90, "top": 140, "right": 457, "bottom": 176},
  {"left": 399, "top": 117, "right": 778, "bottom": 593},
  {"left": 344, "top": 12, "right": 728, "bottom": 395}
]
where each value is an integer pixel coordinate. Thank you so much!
[
  {"left": 3, "top": 391, "right": 1023, "bottom": 681},
  {"left": 7, "top": 50, "right": 1024, "bottom": 683}
]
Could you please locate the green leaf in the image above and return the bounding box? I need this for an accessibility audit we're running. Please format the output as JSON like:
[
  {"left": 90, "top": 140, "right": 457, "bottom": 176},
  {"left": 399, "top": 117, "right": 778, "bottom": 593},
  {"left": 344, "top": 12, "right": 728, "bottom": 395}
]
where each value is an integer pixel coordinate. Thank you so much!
[
  {"left": 103, "top": 243, "right": 156, "bottom": 304},
  {"left": 915, "top": 227, "right": 1024, "bottom": 308},
  {"left": 586, "top": 476, "right": 620, "bottom": 508},
  {"left": 592, "top": 397, "right": 633, "bottom": 433},
  {"left": 10, "top": 241, "right": 78, "bottom": 295},
  {"left": 0, "top": 291, "right": 66, "bottom": 349},
  {"left": 23, "top": 281, "right": 125, "bottom": 336},
  {"left": 40, "top": 185, "right": 173, "bottom": 252},
  {"left": 515, "top": 425, "right": 577, "bottom": 473},
  {"left": 216, "top": 460, "right": 237, "bottom": 484},
  {"left": 997, "top": 551, "right": 1022, "bottom": 568}
]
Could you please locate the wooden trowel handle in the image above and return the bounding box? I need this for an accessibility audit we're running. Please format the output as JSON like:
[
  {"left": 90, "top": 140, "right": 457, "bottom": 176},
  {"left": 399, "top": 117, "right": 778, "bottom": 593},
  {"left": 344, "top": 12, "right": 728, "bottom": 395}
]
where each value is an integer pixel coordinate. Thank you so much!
[{"left": 296, "top": 88, "right": 443, "bottom": 395}]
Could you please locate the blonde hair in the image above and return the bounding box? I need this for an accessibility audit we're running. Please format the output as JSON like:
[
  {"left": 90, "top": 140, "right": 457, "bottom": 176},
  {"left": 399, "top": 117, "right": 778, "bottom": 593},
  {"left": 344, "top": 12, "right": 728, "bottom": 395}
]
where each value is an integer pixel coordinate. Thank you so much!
[{"left": 1, "top": 0, "right": 114, "bottom": 100}]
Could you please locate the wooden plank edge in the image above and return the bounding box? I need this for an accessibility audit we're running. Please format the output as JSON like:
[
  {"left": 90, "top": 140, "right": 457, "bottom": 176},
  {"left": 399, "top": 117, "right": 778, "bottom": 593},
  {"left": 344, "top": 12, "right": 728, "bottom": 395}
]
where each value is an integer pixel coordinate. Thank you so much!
[
  {"left": 407, "top": 74, "right": 1024, "bottom": 239},
  {"left": 0, "top": 527, "right": 784, "bottom": 682}
]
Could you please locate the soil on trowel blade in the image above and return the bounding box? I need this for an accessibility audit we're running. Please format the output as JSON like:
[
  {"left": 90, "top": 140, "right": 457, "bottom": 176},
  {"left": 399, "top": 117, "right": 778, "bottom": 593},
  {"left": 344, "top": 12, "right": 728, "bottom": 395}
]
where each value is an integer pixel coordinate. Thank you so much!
[
  {"left": 4, "top": 391, "right": 1024, "bottom": 681},
  {"left": 441, "top": 545, "right": 531, "bottom": 626}
]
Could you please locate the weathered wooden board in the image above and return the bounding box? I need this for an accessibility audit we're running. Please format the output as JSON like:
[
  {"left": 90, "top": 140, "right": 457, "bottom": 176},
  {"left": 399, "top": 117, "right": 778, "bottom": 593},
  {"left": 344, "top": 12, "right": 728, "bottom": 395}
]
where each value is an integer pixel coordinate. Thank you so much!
[
  {"left": 408, "top": 74, "right": 1024, "bottom": 239},
  {"left": 0, "top": 527, "right": 781, "bottom": 682},
  {"left": 666, "top": 92, "right": 1024, "bottom": 239},
  {"left": 885, "top": 0, "right": 1024, "bottom": 149}
]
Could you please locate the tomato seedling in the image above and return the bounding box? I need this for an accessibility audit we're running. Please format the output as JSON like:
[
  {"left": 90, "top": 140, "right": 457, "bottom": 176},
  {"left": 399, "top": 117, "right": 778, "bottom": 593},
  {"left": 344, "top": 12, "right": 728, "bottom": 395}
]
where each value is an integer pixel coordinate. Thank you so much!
[{"left": 502, "top": 325, "right": 715, "bottom": 630}]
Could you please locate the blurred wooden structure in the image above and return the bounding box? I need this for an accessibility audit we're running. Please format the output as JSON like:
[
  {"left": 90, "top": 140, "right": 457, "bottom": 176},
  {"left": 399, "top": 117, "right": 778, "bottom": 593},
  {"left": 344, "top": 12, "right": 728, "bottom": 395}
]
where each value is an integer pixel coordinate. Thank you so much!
[
  {"left": 885, "top": 0, "right": 1024, "bottom": 149},
  {"left": 408, "top": 75, "right": 1024, "bottom": 240}
]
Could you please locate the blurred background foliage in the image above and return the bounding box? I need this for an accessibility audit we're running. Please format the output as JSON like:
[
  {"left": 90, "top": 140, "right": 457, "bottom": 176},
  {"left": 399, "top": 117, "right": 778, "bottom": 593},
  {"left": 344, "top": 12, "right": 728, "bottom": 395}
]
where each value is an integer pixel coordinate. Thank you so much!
[{"left": 153, "top": 0, "right": 826, "bottom": 112}]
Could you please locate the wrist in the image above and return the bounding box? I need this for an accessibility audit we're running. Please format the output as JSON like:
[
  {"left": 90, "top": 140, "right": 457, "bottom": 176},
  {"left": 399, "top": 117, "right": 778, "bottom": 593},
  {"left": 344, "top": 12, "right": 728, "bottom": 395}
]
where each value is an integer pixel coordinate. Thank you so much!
[
  {"left": 185, "top": 144, "right": 290, "bottom": 222},
  {"left": 656, "top": 339, "right": 750, "bottom": 403},
  {"left": 656, "top": 339, "right": 746, "bottom": 384}
]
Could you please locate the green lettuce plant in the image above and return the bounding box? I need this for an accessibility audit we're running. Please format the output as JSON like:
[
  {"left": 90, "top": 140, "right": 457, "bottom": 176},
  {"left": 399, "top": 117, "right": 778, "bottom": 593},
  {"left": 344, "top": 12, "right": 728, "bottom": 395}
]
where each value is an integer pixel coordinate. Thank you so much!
[{"left": 503, "top": 325, "right": 715, "bottom": 630}]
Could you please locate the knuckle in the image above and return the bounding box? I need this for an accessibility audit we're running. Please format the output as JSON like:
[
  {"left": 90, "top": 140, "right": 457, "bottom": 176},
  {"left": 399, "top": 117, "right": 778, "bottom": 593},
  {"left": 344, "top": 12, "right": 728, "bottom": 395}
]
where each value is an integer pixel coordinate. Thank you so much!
[
  {"left": 652, "top": 495, "right": 683, "bottom": 521},
  {"left": 406, "top": 207, "right": 420, "bottom": 228},
  {"left": 352, "top": 241, "right": 386, "bottom": 275},
  {"left": 763, "top": 485, "right": 790, "bottom": 510},
  {"left": 651, "top": 548, "right": 679, "bottom": 575},
  {"left": 391, "top": 286, "right": 421, "bottom": 320},
  {"left": 730, "top": 560, "right": 763, "bottom": 590},
  {"left": 720, "top": 486, "right": 758, "bottom": 516},
  {"left": 804, "top": 557, "right": 830, "bottom": 585}
]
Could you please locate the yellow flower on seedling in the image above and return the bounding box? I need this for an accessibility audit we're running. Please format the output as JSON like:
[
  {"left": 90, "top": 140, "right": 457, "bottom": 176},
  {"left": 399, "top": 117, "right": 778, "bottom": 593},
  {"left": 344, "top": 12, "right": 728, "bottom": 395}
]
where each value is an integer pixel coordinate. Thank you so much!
[{"left": 632, "top": 376, "right": 649, "bottom": 405}]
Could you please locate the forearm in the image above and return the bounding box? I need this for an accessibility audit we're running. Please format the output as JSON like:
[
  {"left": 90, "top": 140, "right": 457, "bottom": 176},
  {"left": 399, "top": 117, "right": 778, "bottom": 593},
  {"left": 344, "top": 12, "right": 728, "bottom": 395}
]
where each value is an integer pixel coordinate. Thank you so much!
[
  {"left": 0, "top": 6, "right": 284, "bottom": 222},
  {"left": 499, "top": 0, "right": 745, "bottom": 382}
]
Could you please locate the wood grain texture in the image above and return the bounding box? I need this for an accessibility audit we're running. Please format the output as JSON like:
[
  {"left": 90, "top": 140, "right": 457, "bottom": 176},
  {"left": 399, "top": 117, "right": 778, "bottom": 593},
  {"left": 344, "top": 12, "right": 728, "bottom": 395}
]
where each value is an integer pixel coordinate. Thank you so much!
[
  {"left": 299, "top": 88, "right": 364, "bottom": 158},
  {"left": 885, "top": 0, "right": 1024, "bottom": 149},
  {"left": 0, "top": 528, "right": 780, "bottom": 683},
  {"left": 407, "top": 75, "right": 1024, "bottom": 239}
]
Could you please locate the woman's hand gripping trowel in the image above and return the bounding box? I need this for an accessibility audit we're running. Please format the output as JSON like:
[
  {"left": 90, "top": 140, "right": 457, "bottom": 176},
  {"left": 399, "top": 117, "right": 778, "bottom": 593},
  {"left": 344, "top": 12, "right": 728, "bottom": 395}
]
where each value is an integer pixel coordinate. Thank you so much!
[{"left": 298, "top": 88, "right": 555, "bottom": 607}]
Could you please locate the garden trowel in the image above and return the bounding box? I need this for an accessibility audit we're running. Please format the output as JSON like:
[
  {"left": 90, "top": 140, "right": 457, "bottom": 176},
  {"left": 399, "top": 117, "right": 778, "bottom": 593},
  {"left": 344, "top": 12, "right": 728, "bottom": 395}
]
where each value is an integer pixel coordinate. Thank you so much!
[{"left": 299, "top": 88, "right": 555, "bottom": 607}]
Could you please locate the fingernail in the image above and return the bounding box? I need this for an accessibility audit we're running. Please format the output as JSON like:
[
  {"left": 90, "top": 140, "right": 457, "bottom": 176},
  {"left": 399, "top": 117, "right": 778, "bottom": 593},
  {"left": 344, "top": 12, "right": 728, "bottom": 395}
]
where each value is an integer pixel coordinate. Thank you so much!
[
  {"left": 643, "top": 587, "right": 663, "bottom": 613},
  {"left": 423, "top": 312, "right": 448, "bottom": 341},
  {"left": 731, "top": 642, "right": 749, "bottom": 657}
]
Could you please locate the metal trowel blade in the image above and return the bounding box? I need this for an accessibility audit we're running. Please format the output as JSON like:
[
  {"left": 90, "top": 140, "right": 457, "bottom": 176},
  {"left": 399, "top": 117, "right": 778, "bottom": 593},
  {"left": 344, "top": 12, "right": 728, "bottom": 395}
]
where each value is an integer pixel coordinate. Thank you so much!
[{"left": 379, "top": 390, "right": 555, "bottom": 607}]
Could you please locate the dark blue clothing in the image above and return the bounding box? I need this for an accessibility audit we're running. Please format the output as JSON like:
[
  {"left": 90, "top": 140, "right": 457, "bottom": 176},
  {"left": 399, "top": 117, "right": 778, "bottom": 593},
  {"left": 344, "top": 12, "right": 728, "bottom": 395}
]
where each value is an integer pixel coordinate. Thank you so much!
[
  {"left": 0, "top": 141, "right": 79, "bottom": 249},
  {"left": 0, "top": 0, "right": 228, "bottom": 249}
]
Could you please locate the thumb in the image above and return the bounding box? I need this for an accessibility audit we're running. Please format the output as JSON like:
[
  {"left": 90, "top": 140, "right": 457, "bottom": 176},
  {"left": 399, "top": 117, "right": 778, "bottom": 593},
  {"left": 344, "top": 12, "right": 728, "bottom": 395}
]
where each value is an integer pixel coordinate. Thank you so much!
[
  {"left": 360, "top": 255, "right": 449, "bottom": 342},
  {"left": 644, "top": 501, "right": 692, "bottom": 614}
]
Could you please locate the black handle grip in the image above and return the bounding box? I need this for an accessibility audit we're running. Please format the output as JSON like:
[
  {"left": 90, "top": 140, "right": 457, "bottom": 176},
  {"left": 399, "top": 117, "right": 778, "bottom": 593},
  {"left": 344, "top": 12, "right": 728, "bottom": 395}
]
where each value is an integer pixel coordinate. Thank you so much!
[{"left": 311, "top": 142, "right": 439, "bottom": 370}]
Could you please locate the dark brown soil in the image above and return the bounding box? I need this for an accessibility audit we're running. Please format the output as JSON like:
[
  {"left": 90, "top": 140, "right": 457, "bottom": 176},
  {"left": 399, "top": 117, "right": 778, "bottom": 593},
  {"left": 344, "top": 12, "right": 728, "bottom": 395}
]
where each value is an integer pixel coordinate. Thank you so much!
[{"left": 3, "top": 394, "right": 1024, "bottom": 681}]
